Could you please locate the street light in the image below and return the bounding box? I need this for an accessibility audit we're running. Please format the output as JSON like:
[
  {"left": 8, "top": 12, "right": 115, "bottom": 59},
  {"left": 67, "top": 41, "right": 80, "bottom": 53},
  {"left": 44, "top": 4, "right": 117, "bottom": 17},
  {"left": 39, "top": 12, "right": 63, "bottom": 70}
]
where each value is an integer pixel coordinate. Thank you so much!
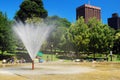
[
  {"left": 109, "top": 44, "right": 113, "bottom": 61},
  {"left": 51, "top": 44, "right": 53, "bottom": 61},
  {"left": 110, "top": 51, "right": 113, "bottom": 61}
]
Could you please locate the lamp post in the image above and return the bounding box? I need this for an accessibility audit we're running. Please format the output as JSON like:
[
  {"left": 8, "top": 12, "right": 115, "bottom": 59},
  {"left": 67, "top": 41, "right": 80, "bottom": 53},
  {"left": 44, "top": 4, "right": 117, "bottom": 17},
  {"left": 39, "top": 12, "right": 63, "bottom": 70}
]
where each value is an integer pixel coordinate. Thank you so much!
[
  {"left": 109, "top": 44, "right": 113, "bottom": 61},
  {"left": 51, "top": 44, "right": 53, "bottom": 61},
  {"left": 110, "top": 51, "right": 113, "bottom": 61}
]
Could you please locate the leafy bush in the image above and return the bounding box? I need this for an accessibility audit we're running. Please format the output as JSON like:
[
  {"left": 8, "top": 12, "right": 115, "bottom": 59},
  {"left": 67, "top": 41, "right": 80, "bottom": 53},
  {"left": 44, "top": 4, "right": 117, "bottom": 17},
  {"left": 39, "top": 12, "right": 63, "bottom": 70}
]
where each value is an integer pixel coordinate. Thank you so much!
[
  {"left": 0, "top": 51, "right": 15, "bottom": 60},
  {"left": 117, "top": 55, "right": 120, "bottom": 60}
]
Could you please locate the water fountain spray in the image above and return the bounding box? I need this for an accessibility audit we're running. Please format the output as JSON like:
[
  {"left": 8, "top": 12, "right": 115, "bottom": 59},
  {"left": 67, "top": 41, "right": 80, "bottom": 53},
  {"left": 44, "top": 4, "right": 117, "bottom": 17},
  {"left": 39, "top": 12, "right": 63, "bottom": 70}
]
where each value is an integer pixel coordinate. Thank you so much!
[{"left": 13, "top": 22, "right": 53, "bottom": 70}]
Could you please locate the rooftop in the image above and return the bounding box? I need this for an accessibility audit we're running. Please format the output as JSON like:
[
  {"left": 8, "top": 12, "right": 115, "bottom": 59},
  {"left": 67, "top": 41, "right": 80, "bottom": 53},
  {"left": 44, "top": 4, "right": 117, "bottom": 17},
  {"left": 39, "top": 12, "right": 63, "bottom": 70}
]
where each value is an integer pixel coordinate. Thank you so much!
[{"left": 77, "top": 4, "right": 101, "bottom": 10}]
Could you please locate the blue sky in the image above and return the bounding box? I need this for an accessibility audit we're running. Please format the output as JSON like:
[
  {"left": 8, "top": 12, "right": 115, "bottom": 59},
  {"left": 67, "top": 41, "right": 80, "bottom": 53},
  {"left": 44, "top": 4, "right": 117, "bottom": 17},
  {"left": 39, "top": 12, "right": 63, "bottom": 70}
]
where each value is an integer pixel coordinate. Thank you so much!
[{"left": 0, "top": 0, "right": 120, "bottom": 24}]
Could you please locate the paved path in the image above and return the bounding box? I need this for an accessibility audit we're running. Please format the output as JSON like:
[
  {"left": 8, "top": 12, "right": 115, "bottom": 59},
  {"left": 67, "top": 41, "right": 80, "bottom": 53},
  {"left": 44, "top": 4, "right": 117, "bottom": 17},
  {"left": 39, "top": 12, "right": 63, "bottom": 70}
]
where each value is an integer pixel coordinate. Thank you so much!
[{"left": 0, "top": 62, "right": 95, "bottom": 80}]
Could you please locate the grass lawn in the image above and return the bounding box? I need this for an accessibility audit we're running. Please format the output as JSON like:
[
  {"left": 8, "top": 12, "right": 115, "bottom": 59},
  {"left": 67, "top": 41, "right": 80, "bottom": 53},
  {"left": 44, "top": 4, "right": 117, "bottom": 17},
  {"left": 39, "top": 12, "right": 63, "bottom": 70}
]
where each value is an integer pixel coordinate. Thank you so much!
[
  {"left": 40, "top": 53, "right": 73, "bottom": 62},
  {"left": 41, "top": 53, "right": 120, "bottom": 62}
]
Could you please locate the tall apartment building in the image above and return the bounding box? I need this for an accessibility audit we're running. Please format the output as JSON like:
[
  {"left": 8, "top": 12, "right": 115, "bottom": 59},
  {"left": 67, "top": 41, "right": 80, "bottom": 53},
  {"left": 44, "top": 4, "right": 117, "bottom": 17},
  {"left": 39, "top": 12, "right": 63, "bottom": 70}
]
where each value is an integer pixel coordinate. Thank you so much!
[
  {"left": 108, "top": 13, "right": 120, "bottom": 30},
  {"left": 76, "top": 4, "right": 101, "bottom": 23}
]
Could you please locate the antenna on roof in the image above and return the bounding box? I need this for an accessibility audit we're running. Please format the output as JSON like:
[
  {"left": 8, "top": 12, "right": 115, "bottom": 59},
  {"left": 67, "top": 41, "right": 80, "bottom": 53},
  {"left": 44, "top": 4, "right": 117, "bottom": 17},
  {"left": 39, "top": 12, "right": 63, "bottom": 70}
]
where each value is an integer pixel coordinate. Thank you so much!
[{"left": 88, "top": 0, "right": 90, "bottom": 5}]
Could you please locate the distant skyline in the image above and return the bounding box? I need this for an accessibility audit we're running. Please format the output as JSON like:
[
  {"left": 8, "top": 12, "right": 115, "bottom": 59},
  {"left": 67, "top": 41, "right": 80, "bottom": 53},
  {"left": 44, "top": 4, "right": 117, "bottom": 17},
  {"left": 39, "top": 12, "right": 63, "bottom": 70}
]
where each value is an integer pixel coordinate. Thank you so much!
[{"left": 0, "top": 0, "right": 120, "bottom": 24}]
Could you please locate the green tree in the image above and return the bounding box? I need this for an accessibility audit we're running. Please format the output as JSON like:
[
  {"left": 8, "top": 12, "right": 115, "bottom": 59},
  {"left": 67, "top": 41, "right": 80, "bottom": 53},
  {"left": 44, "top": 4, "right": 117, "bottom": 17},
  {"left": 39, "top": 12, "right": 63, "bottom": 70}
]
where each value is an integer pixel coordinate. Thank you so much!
[
  {"left": 88, "top": 18, "right": 115, "bottom": 58},
  {"left": 69, "top": 17, "right": 90, "bottom": 57},
  {"left": 14, "top": 0, "right": 48, "bottom": 22},
  {"left": 25, "top": 17, "right": 43, "bottom": 24},
  {"left": 45, "top": 16, "right": 71, "bottom": 28},
  {"left": 113, "top": 29, "right": 120, "bottom": 54},
  {"left": 45, "top": 16, "right": 71, "bottom": 52},
  {"left": 0, "top": 12, "right": 16, "bottom": 55}
]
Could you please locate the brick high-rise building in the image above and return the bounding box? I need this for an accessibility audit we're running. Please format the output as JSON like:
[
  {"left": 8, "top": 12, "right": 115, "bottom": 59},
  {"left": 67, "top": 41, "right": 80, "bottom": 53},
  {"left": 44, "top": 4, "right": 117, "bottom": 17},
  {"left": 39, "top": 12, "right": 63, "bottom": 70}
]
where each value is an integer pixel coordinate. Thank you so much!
[{"left": 76, "top": 4, "right": 101, "bottom": 23}]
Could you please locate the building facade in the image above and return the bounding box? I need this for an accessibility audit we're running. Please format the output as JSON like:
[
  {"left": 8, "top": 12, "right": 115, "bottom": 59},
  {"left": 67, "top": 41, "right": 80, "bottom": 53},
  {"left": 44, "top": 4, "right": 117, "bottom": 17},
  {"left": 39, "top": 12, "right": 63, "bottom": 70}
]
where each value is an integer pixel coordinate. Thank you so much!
[
  {"left": 108, "top": 13, "right": 120, "bottom": 30},
  {"left": 76, "top": 4, "right": 101, "bottom": 23}
]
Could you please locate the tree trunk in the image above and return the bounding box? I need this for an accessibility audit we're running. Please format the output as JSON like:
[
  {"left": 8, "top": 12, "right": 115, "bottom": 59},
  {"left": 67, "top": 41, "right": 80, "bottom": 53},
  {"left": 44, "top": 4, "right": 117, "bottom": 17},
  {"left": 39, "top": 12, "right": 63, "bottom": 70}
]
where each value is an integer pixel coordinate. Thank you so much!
[{"left": 93, "top": 53, "right": 95, "bottom": 59}]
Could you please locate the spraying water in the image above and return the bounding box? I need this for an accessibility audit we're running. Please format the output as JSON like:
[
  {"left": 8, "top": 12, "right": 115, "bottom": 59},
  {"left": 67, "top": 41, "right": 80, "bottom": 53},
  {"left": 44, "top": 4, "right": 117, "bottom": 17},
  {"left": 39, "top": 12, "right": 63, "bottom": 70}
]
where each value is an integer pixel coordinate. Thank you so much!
[{"left": 13, "top": 22, "right": 53, "bottom": 69}]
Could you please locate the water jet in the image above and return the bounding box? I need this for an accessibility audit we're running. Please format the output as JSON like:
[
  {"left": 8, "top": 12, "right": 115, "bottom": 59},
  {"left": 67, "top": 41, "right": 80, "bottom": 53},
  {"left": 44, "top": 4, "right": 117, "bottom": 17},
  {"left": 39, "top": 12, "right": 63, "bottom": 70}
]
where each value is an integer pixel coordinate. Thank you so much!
[{"left": 13, "top": 22, "right": 53, "bottom": 70}]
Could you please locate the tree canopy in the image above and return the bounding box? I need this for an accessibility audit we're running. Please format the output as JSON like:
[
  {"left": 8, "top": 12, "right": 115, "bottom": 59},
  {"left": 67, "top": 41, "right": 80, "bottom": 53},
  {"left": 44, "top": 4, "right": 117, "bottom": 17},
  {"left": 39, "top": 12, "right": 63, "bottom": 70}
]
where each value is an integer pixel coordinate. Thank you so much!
[
  {"left": 14, "top": 0, "right": 48, "bottom": 22},
  {"left": 68, "top": 17, "right": 115, "bottom": 58},
  {"left": 0, "top": 12, "right": 15, "bottom": 54},
  {"left": 44, "top": 16, "right": 71, "bottom": 52},
  {"left": 69, "top": 17, "right": 89, "bottom": 53},
  {"left": 88, "top": 18, "right": 115, "bottom": 57},
  {"left": 113, "top": 29, "right": 120, "bottom": 54}
]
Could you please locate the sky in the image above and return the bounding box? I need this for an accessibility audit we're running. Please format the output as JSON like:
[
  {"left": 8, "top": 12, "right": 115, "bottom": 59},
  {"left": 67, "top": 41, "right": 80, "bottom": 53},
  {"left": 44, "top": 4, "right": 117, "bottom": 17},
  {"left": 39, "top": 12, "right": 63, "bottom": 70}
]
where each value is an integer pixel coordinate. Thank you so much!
[{"left": 0, "top": 0, "right": 120, "bottom": 24}]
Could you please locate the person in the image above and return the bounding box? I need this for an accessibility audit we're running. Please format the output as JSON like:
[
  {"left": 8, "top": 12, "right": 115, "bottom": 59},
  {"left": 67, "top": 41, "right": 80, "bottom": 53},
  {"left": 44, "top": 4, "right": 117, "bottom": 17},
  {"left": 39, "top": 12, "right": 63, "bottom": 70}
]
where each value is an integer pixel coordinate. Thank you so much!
[
  {"left": 9, "top": 57, "right": 15, "bottom": 64},
  {"left": 38, "top": 56, "right": 44, "bottom": 63},
  {"left": 20, "top": 57, "right": 26, "bottom": 63},
  {"left": 46, "top": 56, "right": 50, "bottom": 62}
]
